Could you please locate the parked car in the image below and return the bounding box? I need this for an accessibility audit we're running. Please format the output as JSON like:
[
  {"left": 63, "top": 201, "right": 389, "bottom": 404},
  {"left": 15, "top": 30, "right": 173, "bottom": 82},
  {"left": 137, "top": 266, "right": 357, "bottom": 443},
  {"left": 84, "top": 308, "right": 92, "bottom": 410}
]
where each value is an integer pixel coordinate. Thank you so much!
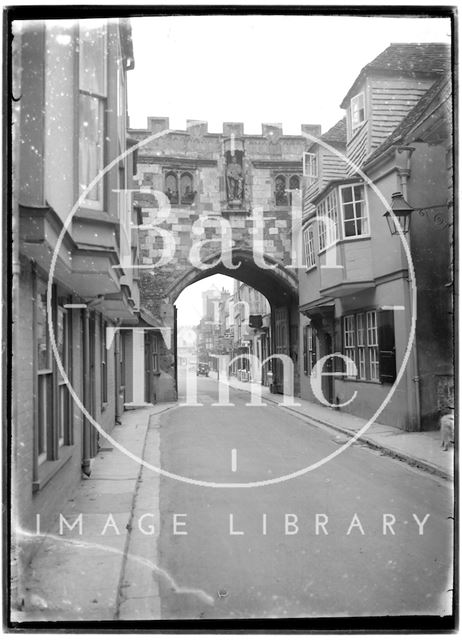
[{"left": 197, "top": 363, "right": 210, "bottom": 377}]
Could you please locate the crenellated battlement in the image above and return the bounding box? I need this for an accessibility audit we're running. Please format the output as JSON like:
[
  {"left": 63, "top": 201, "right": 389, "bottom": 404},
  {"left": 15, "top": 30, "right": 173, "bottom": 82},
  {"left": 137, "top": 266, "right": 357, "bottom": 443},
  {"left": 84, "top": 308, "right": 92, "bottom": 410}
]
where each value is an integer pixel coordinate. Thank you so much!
[{"left": 134, "top": 117, "right": 321, "bottom": 139}]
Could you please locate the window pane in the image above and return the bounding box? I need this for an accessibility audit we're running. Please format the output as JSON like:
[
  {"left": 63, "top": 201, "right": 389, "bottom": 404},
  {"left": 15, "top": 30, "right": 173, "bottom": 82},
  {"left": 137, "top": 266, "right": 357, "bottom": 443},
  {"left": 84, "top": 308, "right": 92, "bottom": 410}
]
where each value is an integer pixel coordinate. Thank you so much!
[
  {"left": 38, "top": 373, "right": 52, "bottom": 460},
  {"left": 79, "top": 94, "right": 104, "bottom": 202},
  {"left": 58, "top": 383, "right": 67, "bottom": 444},
  {"left": 342, "top": 186, "right": 353, "bottom": 203},
  {"left": 165, "top": 172, "right": 178, "bottom": 204},
  {"left": 341, "top": 184, "right": 369, "bottom": 238},
  {"left": 57, "top": 307, "right": 65, "bottom": 375},
  {"left": 344, "top": 220, "right": 356, "bottom": 237},
  {"left": 37, "top": 280, "right": 50, "bottom": 370},
  {"left": 275, "top": 176, "right": 288, "bottom": 206},
  {"left": 79, "top": 20, "right": 107, "bottom": 95},
  {"left": 343, "top": 203, "right": 355, "bottom": 220},
  {"left": 289, "top": 175, "right": 300, "bottom": 190},
  {"left": 180, "top": 173, "right": 194, "bottom": 204}
]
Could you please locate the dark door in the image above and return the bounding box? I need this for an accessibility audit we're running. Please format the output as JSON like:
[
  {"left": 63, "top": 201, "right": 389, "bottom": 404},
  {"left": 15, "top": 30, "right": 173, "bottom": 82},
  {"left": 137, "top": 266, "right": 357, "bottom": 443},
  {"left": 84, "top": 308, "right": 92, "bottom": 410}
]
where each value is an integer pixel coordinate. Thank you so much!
[
  {"left": 322, "top": 332, "right": 334, "bottom": 405},
  {"left": 273, "top": 306, "right": 290, "bottom": 393}
]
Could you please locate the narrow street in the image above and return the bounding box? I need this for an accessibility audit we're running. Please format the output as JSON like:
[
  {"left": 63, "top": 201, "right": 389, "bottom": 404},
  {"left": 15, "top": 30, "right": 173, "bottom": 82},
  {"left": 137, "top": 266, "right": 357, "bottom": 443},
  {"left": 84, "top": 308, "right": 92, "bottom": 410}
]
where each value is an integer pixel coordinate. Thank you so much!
[{"left": 156, "top": 374, "right": 453, "bottom": 620}]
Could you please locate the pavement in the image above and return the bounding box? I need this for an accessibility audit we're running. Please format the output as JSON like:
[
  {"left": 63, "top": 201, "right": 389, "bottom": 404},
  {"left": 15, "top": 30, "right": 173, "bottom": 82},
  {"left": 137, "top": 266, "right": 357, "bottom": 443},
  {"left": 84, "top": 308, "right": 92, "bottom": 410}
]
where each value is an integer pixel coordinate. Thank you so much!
[
  {"left": 13, "top": 404, "right": 174, "bottom": 623},
  {"left": 211, "top": 372, "right": 454, "bottom": 481},
  {"left": 13, "top": 373, "right": 454, "bottom": 623}
]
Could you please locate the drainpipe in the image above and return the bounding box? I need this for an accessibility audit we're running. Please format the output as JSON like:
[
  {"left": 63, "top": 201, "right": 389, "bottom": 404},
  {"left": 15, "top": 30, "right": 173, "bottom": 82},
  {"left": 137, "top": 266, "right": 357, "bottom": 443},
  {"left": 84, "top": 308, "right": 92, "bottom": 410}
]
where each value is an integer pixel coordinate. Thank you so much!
[
  {"left": 395, "top": 146, "right": 414, "bottom": 199},
  {"left": 82, "top": 309, "right": 92, "bottom": 475},
  {"left": 395, "top": 146, "right": 421, "bottom": 430}
]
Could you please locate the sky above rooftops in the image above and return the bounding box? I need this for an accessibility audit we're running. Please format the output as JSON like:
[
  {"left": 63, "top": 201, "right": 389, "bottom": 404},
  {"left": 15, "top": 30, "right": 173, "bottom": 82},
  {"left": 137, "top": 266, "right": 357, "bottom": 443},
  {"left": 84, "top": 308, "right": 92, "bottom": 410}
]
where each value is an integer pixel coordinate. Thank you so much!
[
  {"left": 127, "top": 15, "right": 451, "bottom": 137},
  {"left": 127, "top": 13, "right": 452, "bottom": 327}
]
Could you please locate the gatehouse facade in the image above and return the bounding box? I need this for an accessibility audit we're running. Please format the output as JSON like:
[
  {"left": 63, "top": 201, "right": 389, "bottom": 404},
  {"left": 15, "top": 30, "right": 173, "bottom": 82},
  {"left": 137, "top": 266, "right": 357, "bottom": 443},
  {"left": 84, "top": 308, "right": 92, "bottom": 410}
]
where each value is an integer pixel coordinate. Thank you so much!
[{"left": 128, "top": 119, "right": 321, "bottom": 400}]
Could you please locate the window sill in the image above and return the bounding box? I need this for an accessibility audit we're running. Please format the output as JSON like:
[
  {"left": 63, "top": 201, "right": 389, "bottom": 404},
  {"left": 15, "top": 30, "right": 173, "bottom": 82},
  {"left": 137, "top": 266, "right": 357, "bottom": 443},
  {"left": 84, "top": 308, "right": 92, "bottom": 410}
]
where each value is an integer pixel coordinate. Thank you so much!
[
  {"left": 338, "top": 235, "right": 371, "bottom": 244},
  {"left": 33, "top": 445, "right": 75, "bottom": 493},
  {"left": 341, "top": 377, "right": 382, "bottom": 385},
  {"left": 305, "top": 265, "right": 317, "bottom": 273},
  {"left": 74, "top": 207, "right": 114, "bottom": 225},
  {"left": 318, "top": 235, "right": 370, "bottom": 256},
  {"left": 318, "top": 243, "right": 338, "bottom": 256},
  {"left": 166, "top": 203, "right": 196, "bottom": 209}
]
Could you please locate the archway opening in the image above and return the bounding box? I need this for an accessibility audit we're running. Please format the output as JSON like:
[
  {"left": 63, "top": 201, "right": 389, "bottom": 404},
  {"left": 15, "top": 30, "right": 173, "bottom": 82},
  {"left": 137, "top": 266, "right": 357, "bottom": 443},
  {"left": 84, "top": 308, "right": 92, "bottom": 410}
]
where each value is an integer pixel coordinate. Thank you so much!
[{"left": 171, "top": 268, "right": 300, "bottom": 403}]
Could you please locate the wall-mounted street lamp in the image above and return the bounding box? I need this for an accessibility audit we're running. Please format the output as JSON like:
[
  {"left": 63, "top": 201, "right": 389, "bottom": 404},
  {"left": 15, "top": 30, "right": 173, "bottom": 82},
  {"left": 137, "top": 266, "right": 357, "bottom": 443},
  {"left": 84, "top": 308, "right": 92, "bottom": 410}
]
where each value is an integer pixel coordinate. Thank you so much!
[{"left": 383, "top": 191, "right": 414, "bottom": 236}]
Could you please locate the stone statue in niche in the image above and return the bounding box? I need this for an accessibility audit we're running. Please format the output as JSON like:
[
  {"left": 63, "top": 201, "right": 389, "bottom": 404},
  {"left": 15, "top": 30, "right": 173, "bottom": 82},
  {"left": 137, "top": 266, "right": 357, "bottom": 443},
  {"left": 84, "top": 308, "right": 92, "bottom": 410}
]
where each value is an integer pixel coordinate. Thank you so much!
[{"left": 226, "top": 151, "right": 244, "bottom": 203}]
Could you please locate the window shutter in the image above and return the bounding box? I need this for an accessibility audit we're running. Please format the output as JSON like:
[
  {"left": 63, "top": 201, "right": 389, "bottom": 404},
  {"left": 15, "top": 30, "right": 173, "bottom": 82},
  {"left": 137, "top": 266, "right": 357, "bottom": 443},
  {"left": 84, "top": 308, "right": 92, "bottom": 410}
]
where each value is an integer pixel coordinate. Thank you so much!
[
  {"left": 303, "top": 326, "right": 308, "bottom": 375},
  {"left": 378, "top": 310, "right": 396, "bottom": 383},
  {"left": 311, "top": 328, "right": 317, "bottom": 371}
]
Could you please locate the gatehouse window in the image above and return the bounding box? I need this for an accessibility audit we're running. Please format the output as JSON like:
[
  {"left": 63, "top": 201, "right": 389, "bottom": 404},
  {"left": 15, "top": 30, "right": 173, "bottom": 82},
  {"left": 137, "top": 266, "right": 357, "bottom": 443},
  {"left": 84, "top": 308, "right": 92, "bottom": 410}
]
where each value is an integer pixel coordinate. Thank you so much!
[
  {"left": 274, "top": 173, "right": 301, "bottom": 206},
  {"left": 164, "top": 170, "right": 196, "bottom": 205},
  {"left": 275, "top": 175, "right": 287, "bottom": 206},
  {"left": 180, "top": 172, "right": 195, "bottom": 204},
  {"left": 165, "top": 172, "right": 179, "bottom": 204}
]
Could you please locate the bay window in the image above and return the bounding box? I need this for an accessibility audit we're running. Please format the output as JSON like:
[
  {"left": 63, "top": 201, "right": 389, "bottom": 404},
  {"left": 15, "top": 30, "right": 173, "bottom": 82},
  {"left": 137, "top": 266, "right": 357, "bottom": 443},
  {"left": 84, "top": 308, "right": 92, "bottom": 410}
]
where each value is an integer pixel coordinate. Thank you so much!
[
  {"left": 317, "top": 190, "right": 339, "bottom": 251},
  {"left": 79, "top": 20, "right": 107, "bottom": 209},
  {"left": 303, "top": 224, "right": 316, "bottom": 269},
  {"left": 340, "top": 184, "right": 369, "bottom": 238},
  {"left": 317, "top": 182, "right": 369, "bottom": 252}
]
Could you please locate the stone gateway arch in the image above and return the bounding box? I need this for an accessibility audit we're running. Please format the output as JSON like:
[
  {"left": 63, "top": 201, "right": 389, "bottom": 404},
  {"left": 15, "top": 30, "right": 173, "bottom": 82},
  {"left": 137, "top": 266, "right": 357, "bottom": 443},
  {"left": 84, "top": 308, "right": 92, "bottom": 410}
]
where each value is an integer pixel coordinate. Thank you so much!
[{"left": 128, "top": 118, "right": 321, "bottom": 402}]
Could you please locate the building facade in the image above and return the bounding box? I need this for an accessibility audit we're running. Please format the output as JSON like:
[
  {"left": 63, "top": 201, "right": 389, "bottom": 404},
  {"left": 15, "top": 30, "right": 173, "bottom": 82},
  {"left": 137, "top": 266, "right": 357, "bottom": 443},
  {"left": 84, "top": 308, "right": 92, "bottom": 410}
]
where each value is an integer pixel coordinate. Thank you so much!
[
  {"left": 128, "top": 120, "right": 321, "bottom": 398},
  {"left": 11, "top": 18, "right": 148, "bottom": 585},
  {"left": 298, "top": 43, "right": 452, "bottom": 431},
  {"left": 229, "top": 281, "right": 272, "bottom": 384}
]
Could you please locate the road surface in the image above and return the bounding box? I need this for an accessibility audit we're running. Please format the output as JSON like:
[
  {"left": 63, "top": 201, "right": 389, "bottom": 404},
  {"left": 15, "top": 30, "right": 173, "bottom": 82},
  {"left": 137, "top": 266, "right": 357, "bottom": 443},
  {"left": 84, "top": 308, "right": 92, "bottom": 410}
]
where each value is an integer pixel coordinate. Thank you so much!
[{"left": 157, "top": 373, "right": 453, "bottom": 620}]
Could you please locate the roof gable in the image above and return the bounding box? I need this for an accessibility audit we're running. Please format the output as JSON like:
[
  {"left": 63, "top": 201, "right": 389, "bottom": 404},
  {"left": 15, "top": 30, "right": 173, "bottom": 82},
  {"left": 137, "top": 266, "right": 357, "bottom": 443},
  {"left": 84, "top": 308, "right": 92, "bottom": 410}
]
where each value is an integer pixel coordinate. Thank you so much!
[
  {"left": 308, "top": 117, "right": 347, "bottom": 151},
  {"left": 340, "top": 42, "right": 451, "bottom": 108}
]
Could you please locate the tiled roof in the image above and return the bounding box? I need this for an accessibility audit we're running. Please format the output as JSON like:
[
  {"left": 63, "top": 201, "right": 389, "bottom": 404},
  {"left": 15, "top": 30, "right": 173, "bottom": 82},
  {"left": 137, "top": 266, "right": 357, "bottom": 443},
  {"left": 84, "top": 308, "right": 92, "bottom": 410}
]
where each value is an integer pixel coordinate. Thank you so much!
[
  {"left": 308, "top": 118, "right": 346, "bottom": 151},
  {"left": 340, "top": 42, "right": 451, "bottom": 107},
  {"left": 364, "top": 74, "right": 451, "bottom": 167},
  {"left": 321, "top": 118, "right": 347, "bottom": 144}
]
